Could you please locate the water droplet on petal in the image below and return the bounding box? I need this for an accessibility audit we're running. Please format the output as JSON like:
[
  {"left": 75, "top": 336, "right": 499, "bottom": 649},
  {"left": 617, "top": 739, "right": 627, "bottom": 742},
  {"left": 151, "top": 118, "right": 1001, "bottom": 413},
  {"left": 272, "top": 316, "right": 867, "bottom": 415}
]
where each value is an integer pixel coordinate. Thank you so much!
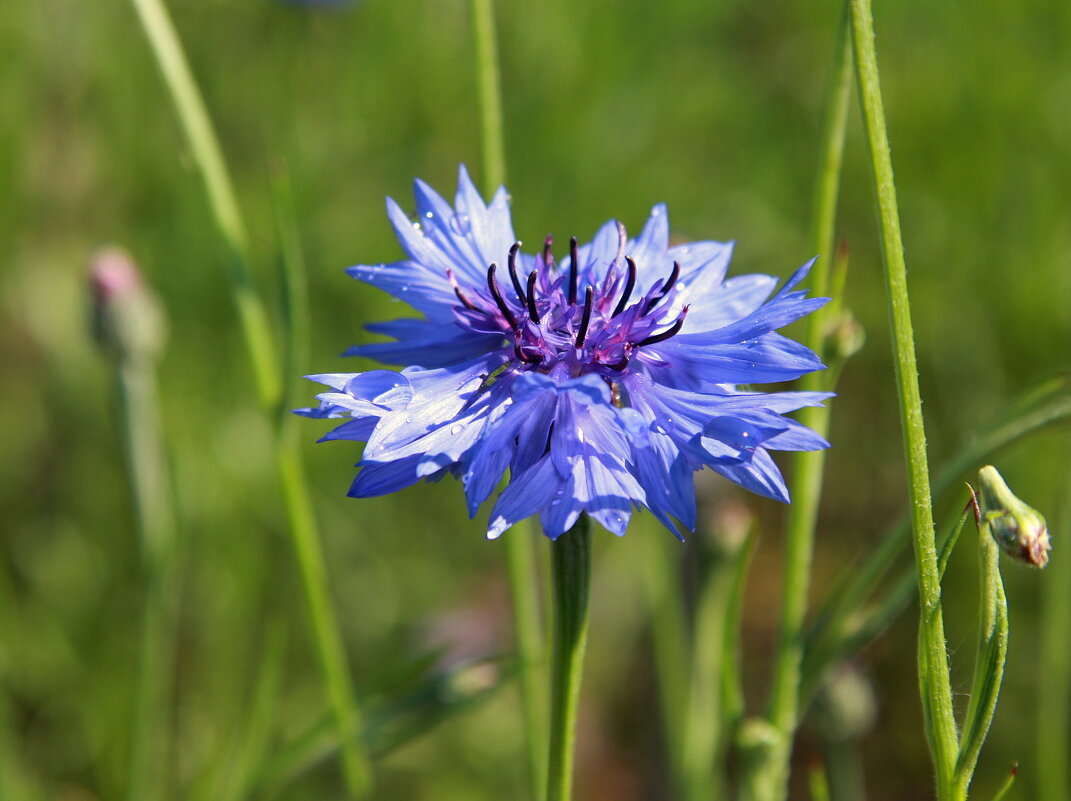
[
  {"left": 450, "top": 423, "right": 464, "bottom": 435},
  {"left": 450, "top": 213, "right": 471, "bottom": 236}
]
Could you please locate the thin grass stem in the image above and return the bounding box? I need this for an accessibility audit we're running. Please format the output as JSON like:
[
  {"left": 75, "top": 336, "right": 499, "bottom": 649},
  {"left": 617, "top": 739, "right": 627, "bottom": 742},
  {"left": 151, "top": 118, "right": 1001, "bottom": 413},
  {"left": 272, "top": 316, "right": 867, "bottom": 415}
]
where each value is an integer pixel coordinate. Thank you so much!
[
  {"left": 127, "top": 0, "right": 371, "bottom": 793},
  {"left": 848, "top": 0, "right": 959, "bottom": 796},
  {"left": 470, "top": 0, "right": 507, "bottom": 196},
  {"left": 643, "top": 534, "right": 689, "bottom": 798},
  {"left": 745, "top": 7, "right": 852, "bottom": 798}
]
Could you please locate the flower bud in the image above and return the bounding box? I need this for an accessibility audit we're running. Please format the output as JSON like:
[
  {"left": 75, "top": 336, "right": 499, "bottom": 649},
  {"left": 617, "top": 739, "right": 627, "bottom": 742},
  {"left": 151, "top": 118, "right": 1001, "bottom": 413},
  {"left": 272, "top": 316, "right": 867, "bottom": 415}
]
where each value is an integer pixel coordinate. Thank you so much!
[
  {"left": 977, "top": 465, "right": 1050, "bottom": 568},
  {"left": 89, "top": 247, "right": 165, "bottom": 364}
]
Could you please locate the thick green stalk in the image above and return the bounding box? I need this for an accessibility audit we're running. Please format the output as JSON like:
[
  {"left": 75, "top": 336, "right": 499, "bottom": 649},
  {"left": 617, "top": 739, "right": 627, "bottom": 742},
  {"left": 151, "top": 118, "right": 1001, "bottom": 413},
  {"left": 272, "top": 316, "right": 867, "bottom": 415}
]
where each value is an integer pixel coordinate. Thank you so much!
[
  {"left": 848, "top": 0, "right": 959, "bottom": 796},
  {"left": 545, "top": 518, "right": 592, "bottom": 801},
  {"left": 469, "top": 4, "right": 547, "bottom": 795},
  {"left": 509, "top": 524, "right": 548, "bottom": 799},
  {"left": 745, "top": 9, "right": 852, "bottom": 799},
  {"left": 127, "top": 0, "right": 370, "bottom": 793}
]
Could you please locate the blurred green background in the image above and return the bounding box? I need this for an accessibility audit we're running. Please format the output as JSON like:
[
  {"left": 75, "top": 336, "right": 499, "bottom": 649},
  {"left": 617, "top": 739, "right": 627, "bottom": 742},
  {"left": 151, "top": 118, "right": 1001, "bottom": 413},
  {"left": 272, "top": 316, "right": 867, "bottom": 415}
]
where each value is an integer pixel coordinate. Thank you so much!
[{"left": 2, "top": 0, "right": 1069, "bottom": 798}]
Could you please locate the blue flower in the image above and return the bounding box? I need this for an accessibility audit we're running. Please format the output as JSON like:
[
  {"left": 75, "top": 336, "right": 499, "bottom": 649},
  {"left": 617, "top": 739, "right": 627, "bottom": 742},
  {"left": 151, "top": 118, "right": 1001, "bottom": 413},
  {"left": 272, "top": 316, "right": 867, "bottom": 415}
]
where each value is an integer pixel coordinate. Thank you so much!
[{"left": 299, "top": 166, "right": 832, "bottom": 540}]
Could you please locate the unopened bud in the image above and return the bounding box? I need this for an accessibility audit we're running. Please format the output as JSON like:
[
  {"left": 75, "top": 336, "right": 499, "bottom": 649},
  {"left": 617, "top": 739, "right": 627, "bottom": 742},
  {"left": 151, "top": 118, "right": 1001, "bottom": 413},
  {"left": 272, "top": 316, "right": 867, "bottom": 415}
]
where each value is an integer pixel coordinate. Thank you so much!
[
  {"left": 977, "top": 465, "right": 1050, "bottom": 568},
  {"left": 811, "top": 662, "right": 877, "bottom": 742},
  {"left": 828, "top": 310, "right": 864, "bottom": 362},
  {"left": 89, "top": 247, "right": 165, "bottom": 364}
]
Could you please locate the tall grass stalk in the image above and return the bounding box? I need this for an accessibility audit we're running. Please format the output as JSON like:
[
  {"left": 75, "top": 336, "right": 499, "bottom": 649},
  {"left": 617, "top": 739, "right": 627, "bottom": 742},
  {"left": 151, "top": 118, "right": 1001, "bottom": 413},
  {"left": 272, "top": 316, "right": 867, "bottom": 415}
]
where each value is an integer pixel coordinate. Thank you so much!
[
  {"left": 848, "top": 0, "right": 959, "bottom": 796},
  {"left": 680, "top": 525, "right": 753, "bottom": 801},
  {"left": 126, "top": 0, "right": 371, "bottom": 793},
  {"left": 470, "top": 1, "right": 548, "bottom": 795},
  {"left": 642, "top": 535, "right": 689, "bottom": 796},
  {"left": 744, "top": 8, "right": 852, "bottom": 798}
]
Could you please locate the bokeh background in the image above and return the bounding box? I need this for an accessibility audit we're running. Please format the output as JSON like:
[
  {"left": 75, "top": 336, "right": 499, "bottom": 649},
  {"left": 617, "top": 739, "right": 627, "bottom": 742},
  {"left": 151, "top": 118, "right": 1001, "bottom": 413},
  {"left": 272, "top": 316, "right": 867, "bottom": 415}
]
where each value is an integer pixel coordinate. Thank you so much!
[{"left": 2, "top": 0, "right": 1069, "bottom": 798}]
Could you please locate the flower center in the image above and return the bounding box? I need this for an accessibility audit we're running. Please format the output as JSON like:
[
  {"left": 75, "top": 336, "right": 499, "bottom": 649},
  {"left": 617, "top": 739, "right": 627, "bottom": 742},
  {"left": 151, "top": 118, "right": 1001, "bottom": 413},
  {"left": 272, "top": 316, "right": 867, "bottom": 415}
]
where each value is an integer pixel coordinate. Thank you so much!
[{"left": 451, "top": 236, "right": 689, "bottom": 379}]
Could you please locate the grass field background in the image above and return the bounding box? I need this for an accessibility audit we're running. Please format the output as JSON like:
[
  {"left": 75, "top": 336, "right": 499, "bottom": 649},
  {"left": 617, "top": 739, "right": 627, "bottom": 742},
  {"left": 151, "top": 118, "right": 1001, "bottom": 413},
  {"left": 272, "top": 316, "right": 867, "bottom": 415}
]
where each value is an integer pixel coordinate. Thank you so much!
[{"left": 2, "top": 0, "right": 1069, "bottom": 798}]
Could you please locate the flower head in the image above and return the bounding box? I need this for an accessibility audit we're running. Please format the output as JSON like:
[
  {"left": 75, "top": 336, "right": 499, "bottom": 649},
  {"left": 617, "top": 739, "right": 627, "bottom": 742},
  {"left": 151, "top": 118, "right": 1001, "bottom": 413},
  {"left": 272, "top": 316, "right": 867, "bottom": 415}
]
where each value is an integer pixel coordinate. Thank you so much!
[
  {"left": 977, "top": 465, "right": 1050, "bottom": 568},
  {"left": 299, "top": 167, "right": 832, "bottom": 539}
]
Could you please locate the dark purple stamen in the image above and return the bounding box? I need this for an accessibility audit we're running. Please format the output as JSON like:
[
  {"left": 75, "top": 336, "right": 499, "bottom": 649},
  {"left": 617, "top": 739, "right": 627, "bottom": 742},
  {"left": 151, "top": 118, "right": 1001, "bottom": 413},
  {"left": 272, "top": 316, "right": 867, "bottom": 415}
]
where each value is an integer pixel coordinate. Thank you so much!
[
  {"left": 448, "top": 269, "right": 478, "bottom": 311},
  {"left": 568, "top": 236, "right": 579, "bottom": 304},
  {"left": 487, "top": 263, "right": 518, "bottom": 329},
  {"left": 515, "top": 342, "right": 543, "bottom": 364},
  {"left": 637, "top": 307, "right": 688, "bottom": 347},
  {"left": 612, "top": 257, "right": 638, "bottom": 317},
  {"left": 575, "top": 286, "right": 594, "bottom": 347},
  {"left": 507, "top": 242, "right": 527, "bottom": 304},
  {"left": 543, "top": 235, "right": 554, "bottom": 269},
  {"left": 526, "top": 271, "right": 540, "bottom": 322},
  {"left": 645, "top": 260, "right": 683, "bottom": 313}
]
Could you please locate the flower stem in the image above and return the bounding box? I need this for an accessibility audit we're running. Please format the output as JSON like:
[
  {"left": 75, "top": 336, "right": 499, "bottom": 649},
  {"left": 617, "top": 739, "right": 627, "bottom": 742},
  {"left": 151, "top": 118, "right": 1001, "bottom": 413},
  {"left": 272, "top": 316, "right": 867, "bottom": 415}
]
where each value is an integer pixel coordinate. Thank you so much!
[
  {"left": 745, "top": 8, "right": 852, "bottom": 799},
  {"left": 116, "top": 357, "right": 179, "bottom": 801},
  {"left": 848, "top": 0, "right": 959, "bottom": 796},
  {"left": 127, "top": 0, "right": 370, "bottom": 794},
  {"left": 546, "top": 517, "right": 592, "bottom": 801},
  {"left": 470, "top": 0, "right": 506, "bottom": 193},
  {"left": 509, "top": 524, "right": 548, "bottom": 799}
]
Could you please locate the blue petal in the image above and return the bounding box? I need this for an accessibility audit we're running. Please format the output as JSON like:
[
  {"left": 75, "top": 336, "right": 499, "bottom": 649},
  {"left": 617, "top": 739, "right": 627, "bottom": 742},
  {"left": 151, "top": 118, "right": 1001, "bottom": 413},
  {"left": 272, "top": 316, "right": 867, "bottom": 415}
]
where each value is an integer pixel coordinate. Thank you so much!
[
  {"left": 346, "top": 260, "right": 457, "bottom": 321},
  {"left": 709, "top": 448, "right": 790, "bottom": 503},
  {"left": 487, "top": 457, "right": 564, "bottom": 539},
  {"left": 628, "top": 204, "right": 672, "bottom": 293},
  {"left": 348, "top": 455, "right": 424, "bottom": 497},
  {"left": 345, "top": 318, "right": 505, "bottom": 368}
]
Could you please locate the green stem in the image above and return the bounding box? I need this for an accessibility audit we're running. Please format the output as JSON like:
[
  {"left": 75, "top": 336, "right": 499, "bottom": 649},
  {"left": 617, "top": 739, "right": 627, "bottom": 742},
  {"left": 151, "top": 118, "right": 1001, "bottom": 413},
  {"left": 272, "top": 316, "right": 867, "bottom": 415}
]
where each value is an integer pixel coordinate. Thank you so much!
[
  {"left": 117, "top": 358, "right": 178, "bottom": 801},
  {"left": 128, "top": 0, "right": 278, "bottom": 409},
  {"left": 277, "top": 425, "right": 370, "bottom": 795},
  {"left": 508, "top": 524, "right": 548, "bottom": 799},
  {"left": 642, "top": 531, "right": 689, "bottom": 796},
  {"left": 802, "top": 377, "right": 1071, "bottom": 701},
  {"left": 953, "top": 519, "right": 1008, "bottom": 795},
  {"left": 470, "top": 0, "right": 506, "bottom": 193},
  {"left": 680, "top": 534, "right": 749, "bottom": 801},
  {"left": 745, "top": 9, "right": 852, "bottom": 799},
  {"left": 127, "top": 1, "right": 370, "bottom": 793},
  {"left": 545, "top": 518, "right": 592, "bottom": 801},
  {"left": 848, "top": 1, "right": 958, "bottom": 797}
]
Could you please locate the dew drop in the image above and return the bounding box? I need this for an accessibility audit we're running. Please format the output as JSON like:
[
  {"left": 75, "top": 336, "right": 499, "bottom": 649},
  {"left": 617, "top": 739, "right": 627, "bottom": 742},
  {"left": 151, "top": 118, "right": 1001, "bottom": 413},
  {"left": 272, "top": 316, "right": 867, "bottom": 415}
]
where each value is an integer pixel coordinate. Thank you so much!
[
  {"left": 450, "top": 213, "right": 472, "bottom": 236},
  {"left": 450, "top": 423, "right": 464, "bottom": 435},
  {"left": 404, "top": 416, "right": 413, "bottom": 424}
]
